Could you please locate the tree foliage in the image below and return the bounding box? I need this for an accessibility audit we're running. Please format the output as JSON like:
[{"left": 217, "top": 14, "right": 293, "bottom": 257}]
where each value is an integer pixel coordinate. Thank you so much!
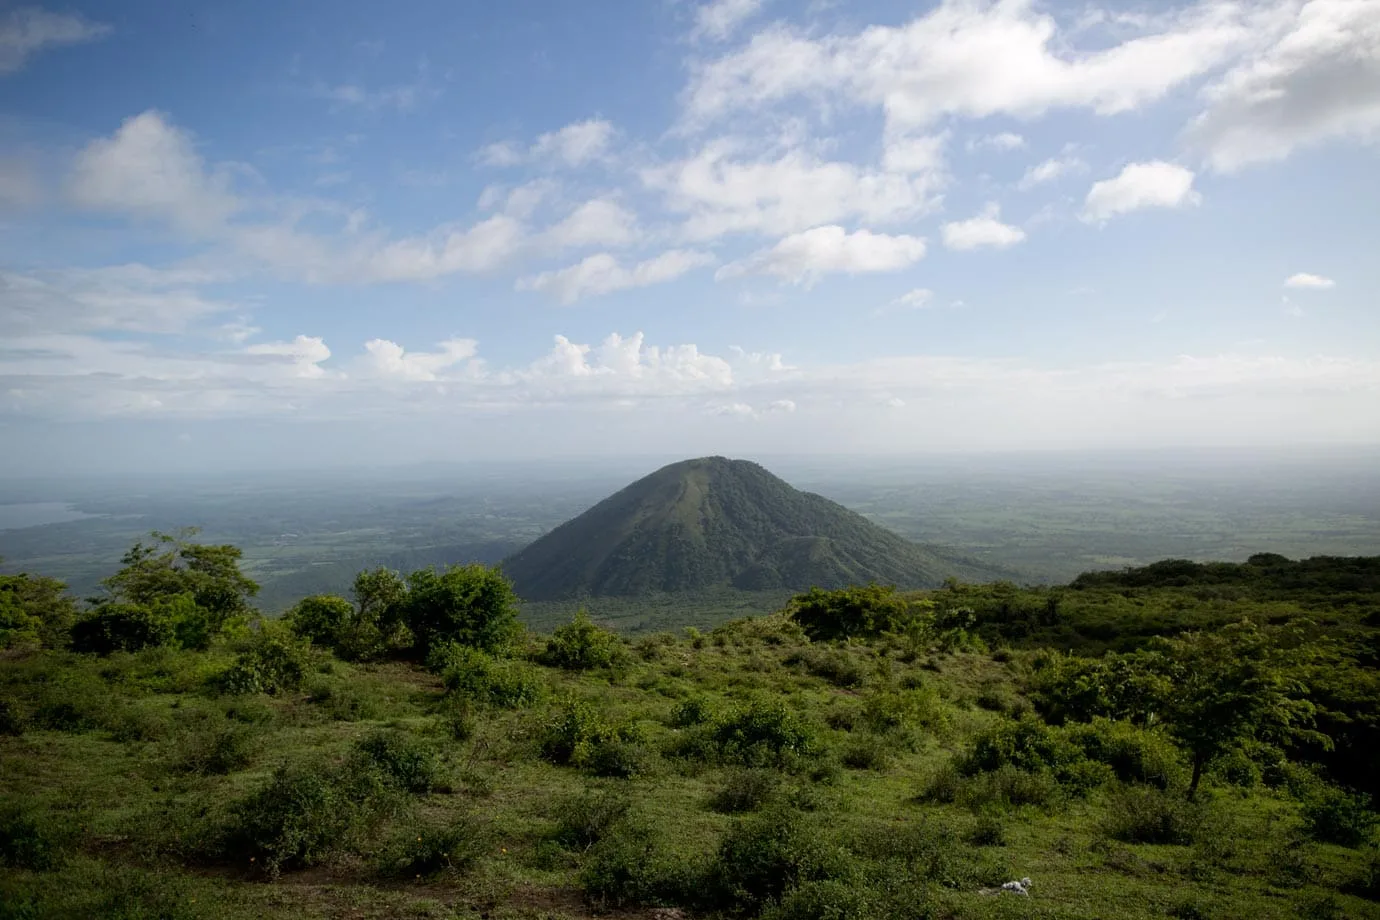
[
  {"left": 787, "top": 584, "right": 911, "bottom": 642},
  {"left": 399, "top": 563, "right": 520, "bottom": 657},
  {"left": 0, "top": 572, "right": 76, "bottom": 649}
]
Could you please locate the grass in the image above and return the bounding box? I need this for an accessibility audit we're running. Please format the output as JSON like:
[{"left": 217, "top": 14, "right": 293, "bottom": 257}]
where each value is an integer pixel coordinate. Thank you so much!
[{"left": 1, "top": 613, "right": 1377, "bottom": 920}]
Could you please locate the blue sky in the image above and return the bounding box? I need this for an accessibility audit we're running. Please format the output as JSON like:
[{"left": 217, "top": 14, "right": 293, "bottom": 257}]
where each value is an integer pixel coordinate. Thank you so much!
[{"left": 0, "top": 0, "right": 1377, "bottom": 473}]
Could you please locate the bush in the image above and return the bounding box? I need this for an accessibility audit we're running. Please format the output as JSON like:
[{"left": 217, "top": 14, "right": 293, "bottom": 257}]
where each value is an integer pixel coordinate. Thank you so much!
[
  {"left": 1302, "top": 786, "right": 1377, "bottom": 847},
  {"left": 220, "top": 626, "right": 311, "bottom": 695},
  {"left": 351, "top": 730, "right": 443, "bottom": 794},
  {"left": 786, "top": 648, "right": 867, "bottom": 688},
  {"left": 174, "top": 724, "right": 258, "bottom": 775},
  {"left": 1102, "top": 784, "right": 1204, "bottom": 845},
  {"left": 968, "top": 815, "right": 1006, "bottom": 847},
  {"left": 862, "top": 688, "right": 946, "bottom": 736},
  {"left": 400, "top": 564, "right": 520, "bottom": 657},
  {"left": 431, "top": 643, "right": 544, "bottom": 708},
  {"left": 542, "top": 610, "right": 627, "bottom": 670},
  {"left": 225, "top": 760, "right": 400, "bottom": 876},
  {"left": 540, "top": 700, "right": 617, "bottom": 767},
  {"left": 788, "top": 585, "right": 911, "bottom": 642},
  {"left": 379, "top": 814, "right": 489, "bottom": 877},
  {"left": 587, "top": 738, "right": 656, "bottom": 779},
  {"left": 580, "top": 819, "right": 691, "bottom": 910},
  {"left": 304, "top": 678, "right": 380, "bottom": 722},
  {"left": 712, "top": 700, "right": 818, "bottom": 767},
  {"left": 0, "top": 697, "right": 25, "bottom": 736},
  {"left": 0, "top": 805, "right": 63, "bottom": 870},
  {"left": 840, "top": 735, "right": 893, "bottom": 771},
  {"left": 671, "top": 696, "right": 716, "bottom": 728},
  {"left": 285, "top": 594, "right": 354, "bottom": 649},
  {"left": 1067, "top": 718, "right": 1184, "bottom": 790},
  {"left": 551, "top": 788, "right": 632, "bottom": 851},
  {"left": 710, "top": 809, "right": 848, "bottom": 914},
  {"left": 70, "top": 603, "right": 174, "bottom": 655},
  {"left": 710, "top": 768, "right": 781, "bottom": 813}
]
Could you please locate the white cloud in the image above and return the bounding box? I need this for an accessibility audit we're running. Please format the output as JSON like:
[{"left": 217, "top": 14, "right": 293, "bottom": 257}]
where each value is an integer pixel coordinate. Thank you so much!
[
  {"left": 644, "top": 141, "right": 942, "bottom": 240},
  {"left": 969, "top": 132, "right": 1026, "bottom": 151},
  {"left": 1284, "top": 272, "right": 1336, "bottom": 289},
  {"left": 480, "top": 118, "right": 616, "bottom": 168},
  {"left": 517, "top": 249, "right": 714, "bottom": 303},
  {"left": 356, "top": 215, "right": 525, "bottom": 282},
  {"left": 68, "top": 111, "right": 240, "bottom": 232},
  {"left": 0, "top": 264, "right": 235, "bottom": 335},
  {"left": 540, "top": 198, "right": 638, "bottom": 249},
  {"left": 315, "top": 79, "right": 429, "bottom": 113},
  {"left": 942, "top": 203, "right": 1026, "bottom": 250},
  {"left": 1081, "top": 161, "right": 1201, "bottom": 223},
  {"left": 692, "top": 0, "right": 763, "bottom": 42},
  {"left": 711, "top": 401, "right": 757, "bottom": 417},
  {"left": 1019, "top": 155, "right": 1088, "bottom": 189},
  {"left": 360, "top": 338, "right": 479, "bottom": 381},
  {"left": 1186, "top": 0, "right": 1380, "bottom": 172},
  {"left": 717, "top": 225, "right": 926, "bottom": 285},
  {"left": 0, "top": 7, "right": 110, "bottom": 74},
  {"left": 888, "top": 288, "right": 935, "bottom": 311},
  {"left": 683, "top": 1, "right": 1263, "bottom": 133},
  {"left": 767, "top": 398, "right": 796, "bottom": 413},
  {"left": 245, "top": 335, "right": 333, "bottom": 379},
  {"left": 215, "top": 317, "right": 262, "bottom": 344},
  {"left": 882, "top": 132, "right": 949, "bottom": 175}
]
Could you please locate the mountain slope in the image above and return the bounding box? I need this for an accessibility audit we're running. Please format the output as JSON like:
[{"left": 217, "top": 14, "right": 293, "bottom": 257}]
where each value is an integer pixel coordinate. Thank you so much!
[{"left": 501, "top": 456, "right": 1000, "bottom": 600}]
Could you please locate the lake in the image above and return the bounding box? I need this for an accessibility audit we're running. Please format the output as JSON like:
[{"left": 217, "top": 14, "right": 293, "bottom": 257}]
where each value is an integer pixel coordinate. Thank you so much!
[{"left": 0, "top": 502, "right": 103, "bottom": 531}]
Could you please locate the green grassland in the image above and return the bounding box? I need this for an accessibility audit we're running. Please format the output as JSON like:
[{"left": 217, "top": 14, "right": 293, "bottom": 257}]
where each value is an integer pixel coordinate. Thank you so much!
[{"left": 4, "top": 550, "right": 1380, "bottom": 919}]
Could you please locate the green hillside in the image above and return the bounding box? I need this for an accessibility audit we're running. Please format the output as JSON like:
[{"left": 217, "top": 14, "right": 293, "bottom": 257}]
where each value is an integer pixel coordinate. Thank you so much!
[{"left": 501, "top": 457, "right": 1002, "bottom": 600}]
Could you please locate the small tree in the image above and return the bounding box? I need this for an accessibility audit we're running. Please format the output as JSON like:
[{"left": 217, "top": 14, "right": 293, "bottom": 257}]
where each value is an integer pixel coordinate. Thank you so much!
[
  {"left": 0, "top": 572, "right": 77, "bottom": 649},
  {"left": 286, "top": 595, "right": 355, "bottom": 648},
  {"left": 788, "top": 584, "right": 911, "bottom": 642},
  {"left": 1158, "top": 621, "right": 1325, "bottom": 797},
  {"left": 400, "top": 564, "right": 520, "bottom": 657},
  {"left": 542, "top": 610, "right": 626, "bottom": 670}
]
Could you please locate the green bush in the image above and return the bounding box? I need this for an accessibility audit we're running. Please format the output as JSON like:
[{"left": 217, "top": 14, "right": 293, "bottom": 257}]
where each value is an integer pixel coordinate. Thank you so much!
[
  {"left": 0, "top": 697, "right": 25, "bottom": 736},
  {"left": 712, "top": 700, "right": 819, "bottom": 767},
  {"left": 968, "top": 814, "right": 1006, "bottom": 847},
  {"left": 304, "top": 677, "right": 380, "bottom": 722},
  {"left": 580, "top": 819, "right": 692, "bottom": 910},
  {"left": 671, "top": 696, "right": 716, "bottom": 728},
  {"left": 0, "top": 805, "right": 63, "bottom": 871},
  {"left": 1302, "top": 786, "right": 1376, "bottom": 847},
  {"left": 587, "top": 737, "right": 656, "bottom": 779},
  {"left": 431, "top": 643, "right": 544, "bottom": 708},
  {"left": 379, "top": 814, "right": 489, "bottom": 877},
  {"left": 400, "top": 564, "right": 521, "bottom": 657},
  {"left": 285, "top": 594, "right": 354, "bottom": 649},
  {"left": 788, "top": 585, "right": 912, "bottom": 642},
  {"left": 1067, "top": 718, "right": 1184, "bottom": 789},
  {"left": 710, "top": 768, "right": 781, "bottom": 813},
  {"left": 861, "top": 688, "right": 946, "bottom": 736},
  {"left": 540, "top": 700, "right": 617, "bottom": 767},
  {"left": 786, "top": 648, "right": 867, "bottom": 688},
  {"left": 220, "top": 626, "right": 311, "bottom": 695},
  {"left": 173, "top": 724, "right": 258, "bottom": 775},
  {"left": 551, "top": 788, "right": 632, "bottom": 851},
  {"left": 70, "top": 603, "right": 174, "bottom": 655},
  {"left": 710, "top": 809, "right": 848, "bottom": 914},
  {"left": 840, "top": 735, "right": 893, "bottom": 771},
  {"left": 351, "top": 730, "right": 443, "bottom": 794},
  {"left": 0, "top": 573, "right": 76, "bottom": 650},
  {"left": 1102, "top": 784, "right": 1204, "bottom": 845},
  {"left": 541, "top": 610, "right": 628, "bottom": 670}
]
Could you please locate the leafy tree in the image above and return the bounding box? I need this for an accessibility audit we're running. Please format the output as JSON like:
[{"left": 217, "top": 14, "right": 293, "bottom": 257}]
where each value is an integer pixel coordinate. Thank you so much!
[
  {"left": 70, "top": 602, "right": 175, "bottom": 654},
  {"left": 285, "top": 595, "right": 355, "bottom": 647},
  {"left": 0, "top": 571, "right": 77, "bottom": 649},
  {"left": 788, "top": 584, "right": 911, "bottom": 642},
  {"left": 1157, "top": 621, "right": 1326, "bottom": 797},
  {"left": 399, "top": 564, "right": 520, "bottom": 657}
]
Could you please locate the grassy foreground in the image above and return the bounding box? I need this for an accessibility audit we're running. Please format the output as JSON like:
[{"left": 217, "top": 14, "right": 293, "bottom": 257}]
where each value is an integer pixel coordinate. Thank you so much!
[{"left": 3, "top": 602, "right": 1378, "bottom": 920}]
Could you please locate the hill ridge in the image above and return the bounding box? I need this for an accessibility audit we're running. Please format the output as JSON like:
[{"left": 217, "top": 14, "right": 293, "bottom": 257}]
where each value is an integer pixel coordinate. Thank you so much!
[{"left": 500, "top": 456, "right": 999, "bottom": 600}]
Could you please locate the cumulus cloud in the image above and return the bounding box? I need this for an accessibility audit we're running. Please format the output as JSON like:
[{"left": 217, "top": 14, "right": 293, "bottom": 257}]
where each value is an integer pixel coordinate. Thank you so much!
[
  {"left": 942, "top": 203, "right": 1026, "bottom": 250},
  {"left": 644, "top": 141, "right": 942, "bottom": 240},
  {"left": 1081, "top": 161, "right": 1201, "bottom": 223},
  {"left": 360, "top": 337, "right": 479, "bottom": 381},
  {"left": 517, "top": 249, "right": 715, "bottom": 303},
  {"left": 1186, "top": 0, "right": 1380, "bottom": 172},
  {"left": 0, "top": 6, "right": 110, "bottom": 74},
  {"left": 1019, "top": 155, "right": 1088, "bottom": 189},
  {"left": 1284, "top": 272, "right": 1336, "bottom": 289},
  {"left": 692, "top": 0, "right": 763, "bottom": 42},
  {"left": 717, "top": 225, "right": 926, "bottom": 285},
  {"left": 683, "top": 1, "right": 1263, "bottom": 133},
  {"left": 245, "top": 335, "right": 333, "bottom": 378},
  {"left": 480, "top": 118, "right": 616, "bottom": 168}
]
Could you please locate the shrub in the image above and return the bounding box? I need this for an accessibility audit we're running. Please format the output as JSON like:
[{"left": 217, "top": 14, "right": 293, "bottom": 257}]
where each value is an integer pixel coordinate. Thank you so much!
[
  {"left": 542, "top": 610, "right": 627, "bottom": 670},
  {"left": 220, "top": 626, "right": 311, "bottom": 695},
  {"left": 0, "top": 697, "right": 25, "bottom": 736},
  {"left": 710, "top": 809, "right": 848, "bottom": 914},
  {"left": 587, "top": 738, "right": 656, "bottom": 779},
  {"left": 1067, "top": 718, "right": 1184, "bottom": 790},
  {"left": 670, "top": 696, "right": 716, "bottom": 728},
  {"left": 540, "top": 700, "right": 617, "bottom": 767},
  {"left": 285, "top": 594, "right": 354, "bottom": 649},
  {"left": 710, "top": 768, "right": 781, "bottom": 813},
  {"left": 968, "top": 815, "right": 1006, "bottom": 847},
  {"left": 861, "top": 688, "right": 947, "bottom": 740},
  {"left": 712, "top": 700, "right": 818, "bottom": 767},
  {"left": 1302, "top": 786, "right": 1376, "bottom": 847},
  {"left": 580, "top": 819, "right": 691, "bottom": 910},
  {"left": 225, "top": 760, "right": 400, "bottom": 876},
  {"left": 766, "top": 879, "right": 874, "bottom": 920},
  {"left": 551, "top": 788, "right": 632, "bottom": 851},
  {"left": 840, "top": 735, "right": 893, "bottom": 771},
  {"left": 788, "top": 585, "right": 911, "bottom": 642},
  {"left": 304, "top": 678, "right": 380, "bottom": 722},
  {"left": 174, "top": 724, "right": 258, "bottom": 775},
  {"left": 431, "top": 643, "right": 543, "bottom": 708},
  {"left": 1102, "top": 784, "right": 1204, "bottom": 845},
  {"left": 400, "top": 564, "right": 520, "bottom": 657},
  {"left": 351, "top": 730, "right": 443, "bottom": 794},
  {"left": 0, "top": 805, "right": 63, "bottom": 870},
  {"left": 70, "top": 603, "right": 174, "bottom": 655},
  {"left": 379, "top": 814, "right": 489, "bottom": 877},
  {"left": 786, "top": 648, "right": 867, "bottom": 688}
]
